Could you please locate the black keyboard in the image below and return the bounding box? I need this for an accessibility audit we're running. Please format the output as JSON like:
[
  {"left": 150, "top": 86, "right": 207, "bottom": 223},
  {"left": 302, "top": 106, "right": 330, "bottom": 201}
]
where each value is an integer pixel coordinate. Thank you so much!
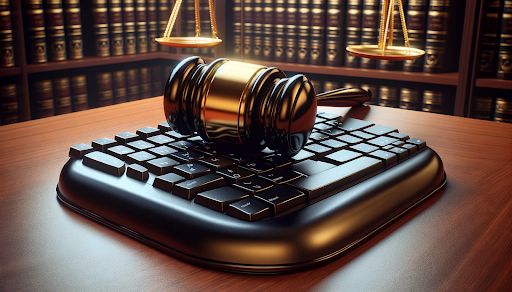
[{"left": 57, "top": 112, "right": 446, "bottom": 274}]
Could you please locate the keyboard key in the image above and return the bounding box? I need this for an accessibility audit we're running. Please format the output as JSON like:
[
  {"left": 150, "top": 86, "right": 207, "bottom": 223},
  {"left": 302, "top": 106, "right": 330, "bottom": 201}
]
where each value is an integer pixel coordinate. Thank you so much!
[
  {"left": 364, "top": 124, "right": 397, "bottom": 136},
  {"left": 317, "top": 112, "right": 342, "bottom": 120},
  {"left": 170, "top": 150, "right": 204, "bottom": 163},
  {"left": 83, "top": 151, "right": 125, "bottom": 176},
  {"left": 148, "top": 145, "right": 178, "bottom": 157},
  {"left": 337, "top": 118, "right": 374, "bottom": 132},
  {"left": 401, "top": 143, "right": 418, "bottom": 157},
  {"left": 350, "top": 143, "right": 379, "bottom": 154},
  {"left": 233, "top": 177, "right": 274, "bottom": 194},
  {"left": 127, "top": 140, "right": 155, "bottom": 151},
  {"left": 223, "top": 152, "right": 252, "bottom": 164},
  {"left": 368, "top": 150, "right": 398, "bottom": 168},
  {"left": 195, "top": 144, "right": 222, "bottom": 156},
  {"left": 389, "top": 147, "right": 408, "bottom": 161},
  {"left": 69, "top": 143, "right": 94, "bottom": 158},
  {"left": 173, "top": 162, "right": 210, "bottom": 179},
  {"left": 287, "top": 156, "right": 383, "bottom": 199},
  {"left": 367, "top": 136, "right": 399, "bottom": 147},
  {"left": 146, "top": 157, "right": 180, "bottom": 175},
  {"left": 239, "top": 161, "right": 274, "bottom": 174},
  {"left": 198, "top": 156, "right": 236, "bottom": 171},
  {"left": 337, "top": 134, "right": 363, "bottom": 145},
  {"left": 187, "top": 135, "right": 209, "bottom": 145},
  {"left": 406, "top": 138, "right": 427, "bottom": 151},
  {"left": 309, "top": 132, "right": 329, "bottom": 142},
  {"left": 115, "top": 132, "right": 139, "bottom": 145},
  {"left": 127, "top": 164, "right": 149, "bottom": 181},
  {"left": 259, "top": 168, "right": 305, "bottom": 184},
  {"left": 164, "top": 130, "right": 191, "bottom": 140},
  {"left": 158, "top": 122, "right": 172, "bottom": 132},
  {"left": 106, "top": 145, "right": 135, "bottom": 160},
  {"left": 153, "top": 173, "right": 186, "bottom": 192},
  {"left": 392, "top": 141, "right": 405, "bottom": 147},
  {"left": 315, "top": 116, "right": 327, "bottom": 124},
  {"left": 320, "top": 128, "right": 344, "bottom": 137},
  {"left": 195, "top": 186, "right": 249, "bottom": 212},
  {"left": 217, "top": 166, "right": 255, "bottom": 184},
  {"left": 319, "top": 139, "right": 347, "bottom": 151},
  {"left": 351, "top": 131, "right": 376, "bottom": 140},
  {"left": 388, "top": 132, "right": 410, "bottom": 141},
  {"left": 125, "top": 151, "right": 156, "bottom": 165},
  {"left": 169, "top": 140, "right": 198, "bottom": 150},
  {"left": 92, "top": 138, "right": 117, "bottom": 152},
  {"left": 259, "top": 155, "right": 291, "bottom": 168},
  {"left": 313, "top": 123, "right": 332, "bottom": 131},
  {"left": 290, "top": 159, "right": 336, "bottom": 176},
  {"left": 226, "top": 198, "right": 270, "bottom": 222},
  {"left": 255, "top": 185, "right": 306, "bottom": 214},
  {"left": 324, "top": 149, "right": 362, "bottom": 164},
  {"left": 173, "top": 174, "right": 226, "bottom": 200},
  {"left": 147, "top": 134, "right": 175, "bottom": 145},
  {"left": 136, "top": 126, "right": 160, "bottom": 138},
  {"left": 304, "top": 143, "right": 333, "bottom": 157}
]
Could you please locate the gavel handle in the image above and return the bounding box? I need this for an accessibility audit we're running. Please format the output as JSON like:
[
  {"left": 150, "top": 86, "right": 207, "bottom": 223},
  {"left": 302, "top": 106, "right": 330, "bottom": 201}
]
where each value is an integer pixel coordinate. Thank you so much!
[{"left": 316, "top": 88, "right": 372, "bottom": 107}]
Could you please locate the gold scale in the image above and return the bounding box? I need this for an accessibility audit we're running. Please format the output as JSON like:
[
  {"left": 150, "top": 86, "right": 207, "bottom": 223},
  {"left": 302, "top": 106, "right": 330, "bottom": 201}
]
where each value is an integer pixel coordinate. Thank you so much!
[{"left": 155, "top": 0, "right": 424, "bottom": 60}]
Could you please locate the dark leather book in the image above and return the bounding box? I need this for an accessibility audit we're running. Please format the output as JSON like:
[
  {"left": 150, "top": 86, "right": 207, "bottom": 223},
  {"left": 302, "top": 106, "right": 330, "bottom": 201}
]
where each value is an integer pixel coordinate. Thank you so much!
[
  {"left": 243, "top": 0, "right": 254, "bottom": 59},
  {"left": 378, "top": 85, "right": 398, "bottom": 108},
  {"left": 424, "top": 0, "right": 453, "bottom": 73},
  {"left": 273, "top": 0, "right": 285, "bottom": 62},
  {"left": 297, "top": 0, "right": 310, "bottom": 64},
  {"left": 157, "top": 0, "right": 171, "bottom": 53},
  {"left": 399, "top": 87, "right": 421, "bottom": 111},
  {"left": 262, "top": 0, "right": 274, "bottom": 61},
  {"left": 139, "top": 66, "right": 152, "bottom": 99},
  {"left": 113, "top": 69, "right": 128, "bottom": 104},
  {"left": 477, "top": 0, "right": 501, "bottom": 77},
  {"left": 53, "top": 76, "right": 72, "bottom": 114},
  {"left": 252, "top": 0, "right": 263, "bottom": 60},
  {"left": 285, "top": 0, "right": 298, "bottom": 63},
  {"left": 147, "top": 0, "right": 158, "bottom": 52},
  {"left": 44, "top": 0, "right": 67, "bottom": 61},
  {"left": 497, "top": 1, "right": 512, "bottom": 79},
  {"left": 63, "top": 0, "right": 84, "bottom": 59},
  {"left": 96, "top": 71, "right": 114, "bottom": 107},
  {"left": 108, "top": 0, "right": 124, "bottom": 55},
  {"left": 403, "top": 0, "right": 427, "bottom": 72},
  {"left": 82, "top": 0, "right": 110, "bottom": 57},
  {"left": 470, "top": 95, "right": 493, "bottom": 120},
  {"left": 23, "top": 0, "right": 48, "bottom": 63},
  {"left": 182, "top": 0, "right": 197, "bottom": 55},
  {"left": 127, "top": 67, "right": 140, "bottom": 101},
  {"left": 122, "top": 0, "right": 137, "bottom": 54},
  {"left": 345, "top": 0, "right": 362, "bottom": 68},
  {"left": 152, "top": 65, "right": 162, "bottom": 97},
  {"left": 231, "top": 0, "right": 242, "bottom": 58},
  {"left": 0, "top": 0, "right": 15, "bottom": 67},
  {"left": 135, "top": 0, "right": 148, "bottom": 53},
  {"left": 31, "top": 79, "right": 54, "bottom": 118},
  {"left": 325, "top": 0, "right": 346, "bottom": 66},
  {"left": 360, "top": 0, "right": 378, "bottom": 69},
  {"left": 422, "top": 90, "right": 443, "bottom": 113},
  {"left": 0, "top": 83, "right": 18, "bottom": 125},
  {"left": 309, "top": 0, "right": 326, "bottom": 65},
  {"left": 70, "top": 74, "right": 88, "bottom": 111},
  {"left": 323, "top": 80, "right": 341, "bottom": 92},
  {"left": 494, "top": 98, "right": 512, "bottom": 122}
]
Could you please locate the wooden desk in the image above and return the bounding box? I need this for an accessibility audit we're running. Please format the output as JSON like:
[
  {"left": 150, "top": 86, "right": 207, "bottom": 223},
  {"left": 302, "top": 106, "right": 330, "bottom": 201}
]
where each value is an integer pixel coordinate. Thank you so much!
[{"left": 1, "top": 97, "right": 511, "bottom": 291}]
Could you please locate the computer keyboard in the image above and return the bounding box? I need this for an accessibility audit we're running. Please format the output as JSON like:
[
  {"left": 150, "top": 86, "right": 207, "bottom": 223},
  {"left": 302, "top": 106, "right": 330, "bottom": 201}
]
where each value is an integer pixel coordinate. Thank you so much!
[{"left": 57, "top": 112, "right": 446, "bottom": 274}]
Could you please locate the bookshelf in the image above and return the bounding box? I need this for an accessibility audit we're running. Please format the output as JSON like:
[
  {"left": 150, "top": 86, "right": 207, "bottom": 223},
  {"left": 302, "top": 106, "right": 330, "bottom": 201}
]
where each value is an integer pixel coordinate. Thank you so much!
[{"left": 0, "top": 0, "right": 511, "bottom": 125}]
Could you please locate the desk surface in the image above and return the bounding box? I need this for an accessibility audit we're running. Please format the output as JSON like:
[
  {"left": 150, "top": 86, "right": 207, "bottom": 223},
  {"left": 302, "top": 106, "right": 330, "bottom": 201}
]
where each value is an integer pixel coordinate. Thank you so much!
[{"left": 1, "top": 97, "right": 512, "bottom": 291}]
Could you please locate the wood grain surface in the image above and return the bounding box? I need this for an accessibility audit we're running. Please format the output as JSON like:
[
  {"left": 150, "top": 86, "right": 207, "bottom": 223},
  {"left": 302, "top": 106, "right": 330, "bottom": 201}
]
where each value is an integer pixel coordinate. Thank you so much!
[{"left": 1, "top": 97, "right": 511, "bottom": 291}]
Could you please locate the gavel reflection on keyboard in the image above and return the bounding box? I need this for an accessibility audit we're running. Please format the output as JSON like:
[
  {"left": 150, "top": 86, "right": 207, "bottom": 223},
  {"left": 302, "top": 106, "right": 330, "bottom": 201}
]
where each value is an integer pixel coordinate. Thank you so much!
[{"left": 164, "top": 56, "right": 372, "bottom": 157}]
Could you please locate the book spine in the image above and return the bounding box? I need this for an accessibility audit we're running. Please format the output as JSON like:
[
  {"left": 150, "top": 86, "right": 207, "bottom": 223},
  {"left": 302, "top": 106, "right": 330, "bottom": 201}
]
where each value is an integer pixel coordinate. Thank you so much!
[
  {"left": 96, "top": 71, "right": 114, "bottom": 107},
  {"left": 477, "top": 0, "right": 501, "bottom": 77},
  {"left": 152, "top": 65, "right": 162, "bottom": 97},
  {"left": 0, "top": 0, "right": 15, "bottom": 67},
  {"left": 262, "top": 0, "right": 274, "bottom": 61},
  {"left": 71, "top": 74, "right": 88, "bottom": 111},
  {"left": 323, "top": 81, "right": 341, "bottom": 92},
  {"left": 296, "top": 0, "right": 310, "bottom": 64},
  {"left": 399, "top": 87, "right": 421, "bottom": 110},
  {"left": 199, "top": 0, "right": 213, "bottom": 57},
  {"left": 44, "top": 0, "right": 67, "bottom": 61},
  {"left": 63, "top": 0, "right": 84, "bottom": 59},
  {"left": 243, "top": 0, "right": 253, "bottom": 59},
  {"left": 309, "top": 78, "right": 323, "bottom": 93},
  {"left": 403, "top": 0, "right": 427, "bottom": 72},
  {"left": 92, "top": 0, "right": 111, "bottom": 57},
  {"left": 108, "top": 0, "right": 125, "bottom": 55},
  {"left": 0, "top": 83, "right": 18, "bottom": 125},
  {"left": 497, "top": 0, "right": 512, "bottom": 79},
  {"left": 325, "top": 0, "right": 345, "bottom": 66},
  {"left": 273, "top": 0, "right": 285, "bottom": 61},
  {"left": 310, "top": 0, "right": 326, "bottom": 65},
  {"left": 139, "top": 66, "right": 152, "bottom": 98},
  {"left": 343, "top": 82, "right": 360, "bottom": 88},
  {"left": 345, "top": 0, "right": 362, "bottom": 68},
  {"left": 494, "top": 97, "right": 512, "bottom": 123},
  {"left": 360, "top": 0, "right": 378, "bottom": 69},
  {"left": 127, "top": 68, "right": 140, "bottom": 101},
  {"left": 424, "top": 0, "right": 450, "bottom": 73},
  {"left": 32, "top": 79, "right": 54, "bottom": 118},
  {"left": 122, "top": 0, "right": 137, "bottom": 54},
  {"left": 182, "top": 0, "right": 195, "bottom": 55},
  {"left": 252, "top": 0, "right": 263, "bottom": 59},
  {"left": 53, "top": 76, "right": 72, "bottom": 114},
  {"left": 147, "top": 0, "right": 158, "bottom": 52},
  {"left": 157, "top": 0, "right": 171, "bottom": 52},
  {"left": 24, "top": 0, "right": 48, "bottom": 63},
  {"left": 285, "top": 0, "right": 298, "bottom": 63},
  {"left": 135, "top": 0, "right": 148, "bottom": 53},
  {"left": 422, "top": 89, "right": 443, "bottom": 113},
  {"left": 378, "top": 85, "right": 398, "bottom": 107},
  {"left": 231, "top": 0, "right": 242, "bottom": 58},
  {"left": 113, "top": 69, "right": 128, "bottom": 103},
  {"left": 470, "top": 95, "right": 493, "bottom": 120}
]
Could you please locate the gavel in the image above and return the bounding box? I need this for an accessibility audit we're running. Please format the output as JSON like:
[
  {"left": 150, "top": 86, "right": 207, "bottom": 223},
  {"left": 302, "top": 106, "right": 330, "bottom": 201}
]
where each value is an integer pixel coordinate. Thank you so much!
[{"left": 164, "top": 56, "right": 371, "bottom": 157}]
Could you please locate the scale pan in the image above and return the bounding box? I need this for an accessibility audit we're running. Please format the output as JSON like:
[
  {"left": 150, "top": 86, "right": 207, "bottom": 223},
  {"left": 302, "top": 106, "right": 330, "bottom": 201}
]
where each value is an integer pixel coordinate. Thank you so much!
[
  {"left": 155, "top": 37, "right": 222, "bottom": 48},
  {"left": 346, "top": 45, "right": 425, "bottom": 61}
]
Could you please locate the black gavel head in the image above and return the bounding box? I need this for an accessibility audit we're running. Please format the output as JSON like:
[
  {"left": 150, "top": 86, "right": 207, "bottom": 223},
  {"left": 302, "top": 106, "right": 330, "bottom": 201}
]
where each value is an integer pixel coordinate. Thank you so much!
[{"left": 164, "top": 56, "right": 317, "bottom": 157}]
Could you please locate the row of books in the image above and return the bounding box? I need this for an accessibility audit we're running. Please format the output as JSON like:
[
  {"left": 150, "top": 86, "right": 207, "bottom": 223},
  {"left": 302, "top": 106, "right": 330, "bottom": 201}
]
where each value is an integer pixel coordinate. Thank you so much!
[
  {"left": 471, "top": 95, "right": 512, "bottom": 123},
  {"left": 3, "top": 0, "right": 175, "bottom": 65},
  {"left": 229, "top": 0, "right": 462, "bottom": 73}
]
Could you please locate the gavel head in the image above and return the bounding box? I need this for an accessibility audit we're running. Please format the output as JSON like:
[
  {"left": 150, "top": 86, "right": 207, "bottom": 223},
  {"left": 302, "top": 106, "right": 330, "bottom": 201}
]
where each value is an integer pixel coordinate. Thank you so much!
[{"left": 164, "top": 56, "right": 317, "bottom": 157}]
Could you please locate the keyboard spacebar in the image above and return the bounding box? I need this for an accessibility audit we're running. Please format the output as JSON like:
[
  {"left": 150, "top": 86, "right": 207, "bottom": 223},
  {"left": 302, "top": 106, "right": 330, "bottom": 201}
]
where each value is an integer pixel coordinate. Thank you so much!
[{"left": 287, "top": 157, "right": 383, "bottom": 200}]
